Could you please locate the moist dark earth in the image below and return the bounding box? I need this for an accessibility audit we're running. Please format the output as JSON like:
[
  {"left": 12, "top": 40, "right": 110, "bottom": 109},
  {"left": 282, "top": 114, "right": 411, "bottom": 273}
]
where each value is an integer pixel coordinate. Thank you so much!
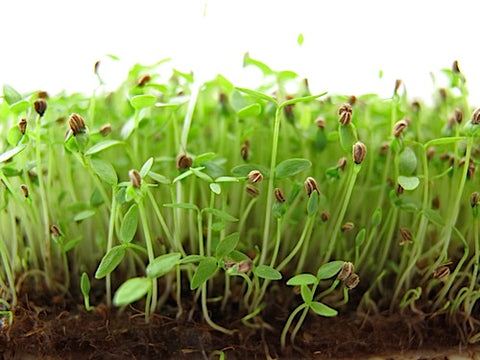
[{"left": 1, "top": 284, "right": 477, "bottom": 360}]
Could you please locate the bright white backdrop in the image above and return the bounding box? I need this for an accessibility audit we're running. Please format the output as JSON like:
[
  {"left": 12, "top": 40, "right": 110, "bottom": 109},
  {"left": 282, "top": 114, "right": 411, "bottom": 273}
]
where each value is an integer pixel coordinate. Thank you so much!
[{"left": 1, "top": 0, "right": 479, "bottom": 104}]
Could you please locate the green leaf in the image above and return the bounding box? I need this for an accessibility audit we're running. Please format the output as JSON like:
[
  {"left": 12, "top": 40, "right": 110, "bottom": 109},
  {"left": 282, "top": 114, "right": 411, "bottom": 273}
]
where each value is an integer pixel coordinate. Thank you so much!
[
  {"left": 180, "top": 254, "right": 205, "bottom": 264},
  {"left": 301, "top": 284, "right": 313, "bottom": 304},
  {"left": 95, "top": 245, "right": 126, "bottom": 279},
  {"left": 424, "top": 136, "right": 464, "bottom": 148},
  {"left": 90, "top": 187, "right": 104, "bottom": 207},
  {"left": 275, "top": 158, "right": 312, "bottom": 179},
  {"left": 173, "top": 169, "right": 194, "bottom": 183},
  {"left": 393, "top": 195, "right": 421, "bottom": 212},
  {"left": 7, "top": 126, "right": 23, "bottom": 146},
  {"left": 164, "top": 202, "right": 199, "bottom": 212},
  {"left": 297, "top": 33, "right": 304, "bottom": 46},
  {"left": 423, "top": 208, "right": 445, "bottom": 227},
  {"left": 317, "top": 260, "right": 344, "bottom": 280},
  {"left": 193, "top": 152, "right": 216, "bottom": 166},
  {"left": 191, "top": 167, "right": 213, "bottom": 182},
  {"left": 113, "top": 277, "right": 151, "bottom": 306},
  {"left": 121, "top": 118, "right": 135, "bottom": 139},
  {"left": 310, "top": 301, "right": 338, "bottom": 317},
  {"left": 338, "top": 123, "right": 358, "bottom": 152},
  {"left": 0, "top": 145, "right": 26, "bottom": 163},
  {"left": 253, "top": 265, "right": 282, "bottom": 280},
  {"left": 147, "top": 171, "right": 171, "bottom": 185},
  {"left": 140, "top": 157, "right": 154, "bottom": 177},
  {"left": 90, "top": 158, "right": 118, "bottom": 186},
  {"left": 229, "top": 250, "right": 250, "bottom": 262},
  {"left": 237, "top": 103, "right": 262, "bottom": 118},
  {"left": 63, "top": 237, "right": 82, "bottom": 252},
  {"left": 235, "top": 87, "right": 277, "bottom": 104},
  {"left": 106, "top": 53, "right": 120, "bottom": 60},
  {"left": 273, "top": 201, "right": 287, "bottom": 219},
  {"left": 130, "top": 94, "right": 156, "bottom": 110},
  {"left": 9, "top": 100, "right": 29, "bottom": 113},
  {"left": 203, "top": 208, "right": 238, "bottom": 222},
  {"left": 398, "top": 176, "right": 420, "bottom": 191},
  {"left": 211, "top": 221, "right": 226, "bottom": 232},
  {"left": 73, "top": 209, "right": 96, "bottom": 221},
  {"left": 355, "top": 228, "right": 366, "bottom": 247},
  {"left": 307, "top": 190, "right": 319, "bottom": 217},
  {"left": 231, "top": 164, "right": 269, "bottom": 178},
  {"left": 215, "top": 176, "right": 239, "bottom": 183},
  {"left": 3, "top": 84, "right": 22, "bottom": 105},
  {"left": 279, "top": 92, "right": 327, "bottom": 108},
  {"left": 120, "top": 204, "right": 139, "bottom": 244},
  {"left": 399, "top": 147, "right": 417, "bottom": 175},
  {"left": 390, "top": 137, "right": 404, "bottom": 154},
  {"left": 215, "top": 232, "right": 240, "bottom": 259},
  {"left": 371, "top": 207, "right": 382, "bottom": 227},
  {"left": 191, "top": 257, "right": 218, "bottom": 290},
  {"left": 80, "top": 272, "right": 91, "bottom": 296},
  {"left": 287, "top": 273, "right": 318, "bottom": 286},
  {"left": 146, "top": 252, "right": 181, "bottom": 278},
  {"left": 243, "top": 53, "right": 273, "bottom": 76},
  {"left": 85, "top": 140, "right": 123, "bottom": 156},
  {"left": 210, "top": 183, "right": 221, "bottom": 194}
]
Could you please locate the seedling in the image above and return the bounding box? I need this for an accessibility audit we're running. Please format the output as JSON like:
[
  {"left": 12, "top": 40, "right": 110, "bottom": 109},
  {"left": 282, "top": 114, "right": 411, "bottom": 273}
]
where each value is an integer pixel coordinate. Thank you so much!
[{"left": 2, "top": 57, "right": 480, "bottom": 355}]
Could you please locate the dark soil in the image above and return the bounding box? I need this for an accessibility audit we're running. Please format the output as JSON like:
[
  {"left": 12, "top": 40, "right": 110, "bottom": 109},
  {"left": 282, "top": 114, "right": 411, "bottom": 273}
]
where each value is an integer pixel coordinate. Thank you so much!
[{"left": 1, "top": 286, "right": 478, "bottom": 360}]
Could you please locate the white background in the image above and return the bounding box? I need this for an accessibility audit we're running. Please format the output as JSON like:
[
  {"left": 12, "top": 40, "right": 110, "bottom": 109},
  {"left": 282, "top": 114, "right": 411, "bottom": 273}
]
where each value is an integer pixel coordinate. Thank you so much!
[{"left": 1, "top": 0, "right": 479, "bottom": 105}]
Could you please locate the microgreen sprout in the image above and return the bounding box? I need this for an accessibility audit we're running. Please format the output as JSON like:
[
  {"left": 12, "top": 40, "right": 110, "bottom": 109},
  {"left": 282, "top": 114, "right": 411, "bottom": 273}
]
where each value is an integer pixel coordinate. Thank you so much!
[{"left": 2, "top": 57, "right": 480, "bottom": 352}]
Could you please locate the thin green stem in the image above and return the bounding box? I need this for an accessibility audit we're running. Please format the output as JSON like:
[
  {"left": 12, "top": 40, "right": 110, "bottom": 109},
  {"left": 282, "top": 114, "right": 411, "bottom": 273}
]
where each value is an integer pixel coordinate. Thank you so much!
[
  {"left": 206, "top": 191, "right": 215, "bottom": 257},
  {"left": 270, "top": 218, "right": 283, "bottom": 268},
  {"left": 147, "top": 190, "right": 179, "bottom": 254},
  {"left": 34, "top": 113, "right": 53, "bottom": 289},
  {"left": 324, "top": 164, "right": 361, "bottom": 262},
  {"left": 238, "top": 197, "right": 257, "bottom": 238},
  {"left": 201, "top": 282, "right": 234, "bottom": 335},
  {"left": 0, "top": 234, "right": 17, "bottom": 307},
  {"left": 277, "top": 216, "right": 314, "bottom": 273},
  {"left": 260, "top": 107, "right": 282, "bottom": 266},
  {"left": 425, "top": 137, "right": 473, "bottom": 282},
  {"left": 280, "top": 303, "right": 307, "bottom": 351},
  {"left": 470, "top": 216, "right": 479, "bottom": 293},
  {"left": 433, "top": 226, "right": 469, "bottom": 310},
  {"left": 105, "top": 187, "right": 117, "bottom": 307},
  {"left": 138, "top": 201, "right": 157, "bottom": 321},
  {"left": 290, "top": 306, "right": 309, "bottom": 346}
]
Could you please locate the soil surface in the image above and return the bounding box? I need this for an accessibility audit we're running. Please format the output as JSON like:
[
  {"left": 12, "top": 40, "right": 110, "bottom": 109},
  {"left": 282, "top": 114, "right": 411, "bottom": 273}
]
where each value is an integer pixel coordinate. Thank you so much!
[{"left": 1, "top": 290, "right": 478, "bottom": 360}]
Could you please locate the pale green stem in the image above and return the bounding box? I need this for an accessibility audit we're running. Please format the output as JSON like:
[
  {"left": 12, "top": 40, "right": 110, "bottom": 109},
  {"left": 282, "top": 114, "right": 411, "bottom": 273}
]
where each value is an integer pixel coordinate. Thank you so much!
[
  {"left": 206, "top": 191, "right": 215, "bottom": 257},
  {"left": 277, "top": 216, "right": 315, "bottom": 273},
  {"left": 296, "top": 218, "right": 315, "bottom": 273},
  {"left": 238, "top": 197, "right": 258, "bottom": 237},
  {"left": 34, "top": 113, "right": 53, "bottom": 289},
  {"left": 290, "top": 306, "right": 309, "bottom": 346},
  {"left": 433, "top": 226, "right": 469, "bottom": 310},
  {"left": 391, "top": 148, "right": 430, "bottom": 307},
  {"left": 138, "top": 202, "right": 157, "bottom": 321},
  {"left": 251, "top": 218, "right": 284, "bottom": 311},
  {"left": 270, "top": 218, "right": 283, "bottom": 268},
  {"left": 280, "top": 303, "right": 307, "bottom": 351},
  {"left": 260, "top": 107, "right": 282, "bottom": 266},
  {"left": 424, "top": 137, "right": 473, "bottom": 283},
  {"left": 470, "top": 216, "right": 479, "bottom": 293},
  {"left": 147, "top": 190, "right": 179, "bottom": 254},
  {"left": 105, "top": 188, "right": 117, "bottom": 308},
  {"left": 220, "top": 272, "right": 230, "bottom": 312},
  {"left": 323, "top": 164, "right": 361, "bottom": 262},
  {"left": 201, "top": 282, "right": 234, "bottom": 335},
  {"left": 0, "top": 234, "right": 17, "bottom": 307}
]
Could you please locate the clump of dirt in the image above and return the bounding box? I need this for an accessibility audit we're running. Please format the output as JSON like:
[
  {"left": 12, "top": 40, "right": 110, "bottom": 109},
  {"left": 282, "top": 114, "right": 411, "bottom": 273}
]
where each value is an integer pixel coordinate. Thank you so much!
[{"left": 1, "top": 288, "right": 478, "bottom": 360}]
